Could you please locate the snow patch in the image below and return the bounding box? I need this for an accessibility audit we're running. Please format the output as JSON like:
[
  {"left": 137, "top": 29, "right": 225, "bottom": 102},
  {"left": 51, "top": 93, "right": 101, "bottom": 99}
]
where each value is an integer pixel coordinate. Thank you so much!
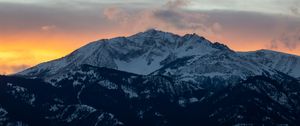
[
  {"left": 98, "top": 80, "right": 118, "bottom": 90},
  {"left": 115, "top": 54, "right": 166, "bottom": 75},
  {"left": 189, "top": 97, "right": 199, "bottom": 103},
  {"left": 121, "top": 86, "right": 138, "bottom": 98},
  {"left": 178, "top": 99, "right": 186, "bottom": 107},
  {"left": 73, "top": 80, "right": 82, "bottom": 86},
  {"left": 0, "top": 107, "right": 8, "bottom": 118},
  {"left": 49, "top": 104, "right": 64, "bottom": 112},
  {"left": 60, "top": 105, "right": 97, "bottom": 123}
]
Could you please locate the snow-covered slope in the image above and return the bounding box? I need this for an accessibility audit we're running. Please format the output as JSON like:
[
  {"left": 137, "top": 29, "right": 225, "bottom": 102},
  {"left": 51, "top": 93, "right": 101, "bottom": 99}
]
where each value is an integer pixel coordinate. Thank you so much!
[
  {"left": 151, "top": 50, "right": 279, "bottom": 88},
  {"left": 239, "top": 49, "right": 300, "bottom": 78}
]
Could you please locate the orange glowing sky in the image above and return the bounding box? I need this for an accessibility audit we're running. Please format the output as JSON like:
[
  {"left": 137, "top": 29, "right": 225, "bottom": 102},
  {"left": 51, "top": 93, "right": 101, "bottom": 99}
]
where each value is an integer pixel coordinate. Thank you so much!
[{"left": 0, "top": 0, "right": 300, "bottom": 74}]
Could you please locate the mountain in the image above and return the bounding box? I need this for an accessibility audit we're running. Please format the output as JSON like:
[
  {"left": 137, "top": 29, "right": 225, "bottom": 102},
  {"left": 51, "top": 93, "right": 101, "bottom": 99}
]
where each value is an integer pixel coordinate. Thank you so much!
[
  {"left": 17, "top": 29, "right": 300, "bottom": 80},
  {"left": 18, "top": 29, "right": 222, "bottom": 78},
  {"left": 2, "top": 65, "right": 300, "bottom": 126},
  {"left": 3, "top": 29, "right": 300, "bottom": 125}
]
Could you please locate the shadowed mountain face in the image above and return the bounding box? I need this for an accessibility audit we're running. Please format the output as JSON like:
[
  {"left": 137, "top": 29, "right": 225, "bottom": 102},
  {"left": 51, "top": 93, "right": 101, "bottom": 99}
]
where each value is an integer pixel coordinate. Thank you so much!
[
  {"left": 1, "top": 29, "right": 300, "bottom": 125},
  {"left": 1, "top": 65, "right": 300, "bottom": 126}
]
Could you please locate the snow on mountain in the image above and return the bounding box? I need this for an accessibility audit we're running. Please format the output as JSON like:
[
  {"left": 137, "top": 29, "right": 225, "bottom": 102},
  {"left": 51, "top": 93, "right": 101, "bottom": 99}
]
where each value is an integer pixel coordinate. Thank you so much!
[
  {"left": 151, "top": 50, "right": 281, "bottom": 88},
  {"left": 239, "top": 49, "right": 300, "bottom": 78},
  {"left": 17, "top": 29, "right": 300, "bottom": 81},
  {"left": 17, "top": 29, "right": 224, "bottom": 78},
  {"left": 0, "top": 106, "right": 8, "bottom": 125}
]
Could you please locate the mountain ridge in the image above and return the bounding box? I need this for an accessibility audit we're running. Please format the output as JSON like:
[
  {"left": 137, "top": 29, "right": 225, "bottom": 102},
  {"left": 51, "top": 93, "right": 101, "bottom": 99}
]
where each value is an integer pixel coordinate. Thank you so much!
[
  {"left": 2, "top": 64, "right": 300, "bottom": 125},
  {"left": 16, "top": 29, "right": 300, "bottom": 79}
]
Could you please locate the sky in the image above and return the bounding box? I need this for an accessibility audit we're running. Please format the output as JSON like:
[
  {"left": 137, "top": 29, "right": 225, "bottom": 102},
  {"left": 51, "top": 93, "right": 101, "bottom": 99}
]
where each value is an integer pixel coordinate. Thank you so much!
[{"left": 0, "top": 0, "right": 300, "bottom": 74}]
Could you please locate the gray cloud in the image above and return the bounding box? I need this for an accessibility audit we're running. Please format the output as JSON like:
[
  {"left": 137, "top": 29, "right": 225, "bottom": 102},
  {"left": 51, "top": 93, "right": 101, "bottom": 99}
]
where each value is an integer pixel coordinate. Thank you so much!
[
  {"left": 102, "top": 0, "right": 219, "bottom": 35},
  {"left": 202, "top": 11, "right": 300, "bottom": 50},
  {"left": 153, "top": 0, "right": 213, "bottom": 32},
  {"left": 268, "top": 40, "right": 278, "bottom": 49},
  {"left": 290, "top": 7, "right": 299, "bottom": 15},
  {"left": 1, "top": 0, "right": 300, "bottom": 52},
  {"left": 153, "top": 10, "right": 207, "bottom": 30},
  {"left": 165, "top": 0, "right": 190, "bottom": 10},
  {"left": 278, "top": 31, "right": 300, "bottom": 50},
  {"left": 0, "top": 2, "right": 113, "bottom": 35}
]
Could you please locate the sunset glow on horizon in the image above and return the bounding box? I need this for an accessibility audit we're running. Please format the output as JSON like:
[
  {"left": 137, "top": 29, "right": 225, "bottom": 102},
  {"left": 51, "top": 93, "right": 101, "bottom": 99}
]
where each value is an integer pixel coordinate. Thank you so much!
[{"left": 1, "top": 0, "right": 300, "bottom": 74}]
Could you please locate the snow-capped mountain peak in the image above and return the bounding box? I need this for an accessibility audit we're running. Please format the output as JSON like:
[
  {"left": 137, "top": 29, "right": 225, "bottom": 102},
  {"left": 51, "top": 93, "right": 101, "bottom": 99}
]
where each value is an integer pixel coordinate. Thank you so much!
[
  {"left": 17, "top": 29, "right": 224, "bottom": 78},
  {"left": 17, "top": 29, "right": 300, "bottom": 80}
]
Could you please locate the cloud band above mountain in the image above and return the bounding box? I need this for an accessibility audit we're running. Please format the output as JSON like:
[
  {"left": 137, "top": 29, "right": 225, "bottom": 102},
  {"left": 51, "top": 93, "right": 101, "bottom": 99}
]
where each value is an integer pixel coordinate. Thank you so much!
[{"left": 0, "top": 0, "right": 300, "bottom": 74}]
